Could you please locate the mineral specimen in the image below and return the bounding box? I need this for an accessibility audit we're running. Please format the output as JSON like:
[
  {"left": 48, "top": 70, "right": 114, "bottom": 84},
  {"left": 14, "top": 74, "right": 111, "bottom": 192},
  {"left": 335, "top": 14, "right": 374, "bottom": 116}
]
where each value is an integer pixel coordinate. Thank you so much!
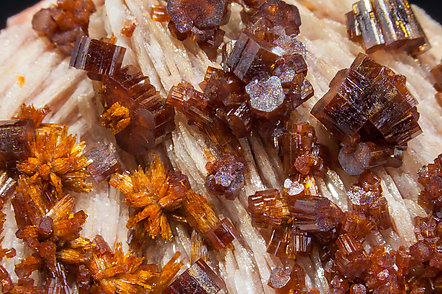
[
  {"left": 109, "top": 155, "right": 186, "bottom": 241},
  {"left": 312, "top": 53, "right": 421, "bottom": 174},
  {"left": 70, "top": 36, "right": 126, "bottom": 78},
  {"left": 0, "top": 120, "right": 35, "bottom": 169},
  {"left": 205, "top": 154, "right": 245, "bottom": 199},
  {"left": 32, "top": 0, "right": 96, "bottom": 55},
  {"left": 417, "top": 153, "right": 442, "bottom": 213},
  {"left": 86, "top": 143, "right": 122, "bottom": 183},
  {"left": 163, "top": 258, "right": 226, "bottom": 294},
  {"left": 268, "top": 265, "right": 306, "bottom": 293},
  {"left": 100, "top": 65, "right": 175, "bottom": 154},
  {"left": 346, "top": 0, "right": 430, "bottom": 55},
  {"left": 16, "top": 124, "right": 92, "bottom": 198}
]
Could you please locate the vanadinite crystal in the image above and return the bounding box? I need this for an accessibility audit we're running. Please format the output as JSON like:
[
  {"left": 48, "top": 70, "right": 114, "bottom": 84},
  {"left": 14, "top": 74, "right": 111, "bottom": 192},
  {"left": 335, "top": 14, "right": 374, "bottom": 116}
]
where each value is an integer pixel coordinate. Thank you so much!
[
  {"left": 70, "top": 36, "right": 126, "bottom": 78},
  {"left": 32, "top": 0, "right": 96, "bottom": 55},
  {"left": 346, "top": 0, "right": 430, "bottom": 55},
  {"left": 101, "top": 65, "right": 175, "bottom": 154},
  {"left": 417, "top": 153, "right": 442, "bottom": 213},
  {"left": 312, "top": 53, "right": 422, "bottom": 175},
  {"left": 166, "top": 0, "right": 229, "bottom": 57},
  {"left": 86, "top": 143, "right": 122, "bottom": 183},
  {"left": 164, "top": 258, "right": 226, "bottom": 294},
  {"left": 0, "top": 120, "right": 35, "bottom": 169},
  {"left": 268, "top": 265, "right": 306, "bottom": 293}
]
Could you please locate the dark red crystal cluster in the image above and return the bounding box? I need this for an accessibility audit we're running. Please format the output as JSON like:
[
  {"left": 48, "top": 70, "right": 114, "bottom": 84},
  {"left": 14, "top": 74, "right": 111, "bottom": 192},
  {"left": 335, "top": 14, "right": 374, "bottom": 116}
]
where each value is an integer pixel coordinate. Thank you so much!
[
  {"left": 166, "top": 0, "right": 230, "bottom": 58},
  {"left": 70, "top": 36, "right": 176, "bottom": 155},
  {"left": 165, "top": 0, "right": 315, "bottom": 200},
  {"left": 248, "top": 122, "right": 336, "bottom": 262},
  {"left": 32, "top": 0, "right": 96, "bottom": 55},
  {"left": 431, "top": 61, "right": 442, "bottom": 107},
  {"left": 312, "top": 53, "right": 422, "bottom": 175},
  {"left": 346, "top": 0, "right": 430, "bottom": 55},
  {"left": 417, "top": 154, "right": 442, "bottom": 214}
]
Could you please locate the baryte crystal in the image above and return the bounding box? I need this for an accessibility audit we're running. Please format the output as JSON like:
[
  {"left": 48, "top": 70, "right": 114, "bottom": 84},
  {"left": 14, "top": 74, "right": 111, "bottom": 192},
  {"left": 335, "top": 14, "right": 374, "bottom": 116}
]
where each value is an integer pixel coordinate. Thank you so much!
[
  {"left": 205, "top": 154, "right": 244, "bottom": 199},
  {"left": 86, "top": 143, "right": 122, "bottom": 183},
  {"left": 164, "top": 259, "right": 226, "bottom": 294},
  {"left": 346, "top": 0, "right": 430, "bottom": 55},
  {"left": 312, "top": 53, "right": 421, "bottom": 174},
  {"left": 32, "top": 0, "right": 96, "bottom": 55},
  {"left": 70, "top": 36, "right": 126, "bottom": 78}
]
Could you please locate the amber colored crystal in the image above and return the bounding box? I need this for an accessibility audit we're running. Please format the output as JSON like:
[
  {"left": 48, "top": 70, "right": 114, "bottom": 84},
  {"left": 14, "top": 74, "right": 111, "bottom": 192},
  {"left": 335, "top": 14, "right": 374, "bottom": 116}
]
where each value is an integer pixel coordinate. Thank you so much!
[
  {"left": 205, "top": 218, "right": 238, "bottom": 250},
  {"left": 280, "top": 122, "right": 327, "bottom": 177},
  {"left": 342, "top": 211, "right": 376, "bottom": 239},
  {"left": 164, "top": 258, "right": 226, "bottom": 294},
  {"left": 88, "top": 235, "right": 183, "bottom": 293},
  {"left": 101, "top": 102, "right": 131, "bottom": 135},
  {"left": 417, "top": 153, "right": 442, "bottom": 212},
  {"left": 13, "top": 104, "right": 50, "bottom": 127},
  {"left": 201, "top": 67, "right": 246, "bottom": 108},
  {"left": 312, "top": 53, "right": 421, "bottom": 174},
  {"left": 248, "top": 189, "right": 289, "bottom": 228},
  {"left": 167, "top": 81, "right": 214, "bottom": 130},
  {"left": 334, "top": 234, "right": 369, "bottom": 279},
  {"left": 346, "top": 0, "right": 430, "bottom": 55},
  {"left": 151, "top": 5, "right": 171, "bottom": 22},
  {"left": 205, "top": 154, "right": 244, "bottom": 199},
  {"left": 222, "top": 102, "right": 252, "bottom": 138},
  {"left": 101, "top": 66, "right": 175, "bottom": 154},
  {"left": 32, "top": 0, "right": 96, "bottom": 55},
  {"left": 70, "top": 36, "right": 126, "bottom": 77},
  {"left": 268, "top": 264, "right": 305, "bottom": 293},
  {"left": 109, "top": 155, "right": 186, "bottom": 241},
  {"left": 288, "top": 196, "right": 344, "bottom": 233},
  {"left": 0, "top": 119, "right": 35, "bottom": 168},
  {"left": 16, "top": 124, "right": 92, "bottom": 197},
  {"left": 225, "top": 31, "right": 281, "bottom": 83},
  {"left": 86, "top": 143, "right": 121, "bottom": 183},
  {"left": 267, "top": 225, "right": 312, "bottom": 259},
  {"left": 183, "top": 189, "right": 219, "bottom": 234}
]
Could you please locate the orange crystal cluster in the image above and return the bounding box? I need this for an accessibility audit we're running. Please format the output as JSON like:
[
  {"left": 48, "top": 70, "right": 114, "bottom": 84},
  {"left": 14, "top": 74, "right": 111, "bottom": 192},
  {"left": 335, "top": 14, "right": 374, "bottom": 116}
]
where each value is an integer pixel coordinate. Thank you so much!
[
  {"left": 312, "top": 53, "right": 421, "bottom": 175},
  {"left": 110, "top": 155, "right": 237, "bottom": 250},
  {"left": 32, "top": 0, "right": 96, "bottom": 55}
]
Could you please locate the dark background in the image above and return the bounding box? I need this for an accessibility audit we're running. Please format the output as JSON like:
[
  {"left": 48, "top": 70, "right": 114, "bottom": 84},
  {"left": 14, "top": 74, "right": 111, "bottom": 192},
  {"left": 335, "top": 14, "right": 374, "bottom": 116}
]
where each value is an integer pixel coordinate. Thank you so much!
[{"left": 0, "top": 1, "right": 441, "bottom": 29}]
